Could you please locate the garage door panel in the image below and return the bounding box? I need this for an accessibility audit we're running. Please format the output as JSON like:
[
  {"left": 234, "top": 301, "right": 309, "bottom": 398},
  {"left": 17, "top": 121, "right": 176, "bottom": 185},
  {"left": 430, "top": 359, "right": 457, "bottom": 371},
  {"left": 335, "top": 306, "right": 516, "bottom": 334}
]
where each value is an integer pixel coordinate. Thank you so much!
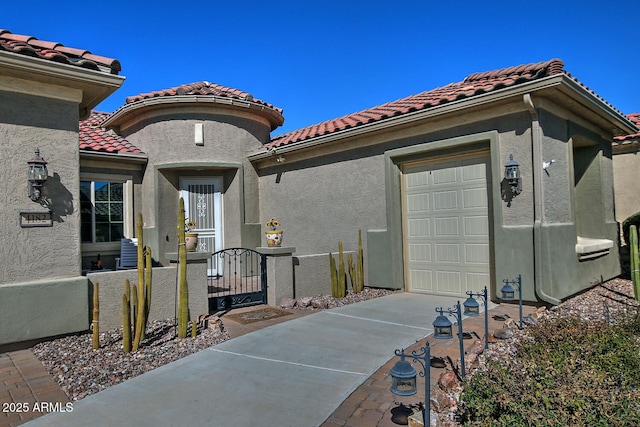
[
  {"left": 435, "top": 217, "right": 459, "bottom": 235},
  {"left": 463, "top": 188, "right": 488, "bottom": 208},
  {"left": 464, "top": 215, "right": 488, "bottom": 236},
  {"left": 435, "top": 243, "right": 460, "bottom": 263},
  {"left": 465, "top": 243, "right": 490, "bottom": 263},
  {"left": 407, "top": 193, "right": 430, "bottom": 212},
  {"left": 436, "top": 271, "right": 462, "bottom": 294},
  {"left": 462, "top": 163, "right": 486, "bottom": 181},
  {"left": 433, "top": 168, "right": 457, "bottom": 185},
  {"left": 409, "top": 243, "right": 432, "bottom": 262},
  {"left": 404, "top": 156, "right": 489, "bottom": 298},
  {"left": 466, "top": 272, "right": 490, "bottom": 290},
  {"left": 434, "top": 191, "right": 458, "bottom": 210},
  {"left": 410, "top": 269, "right": 433, "bottom": 291},
  {"left": 408, "top": 218, "right": 431, "bottom": 237}
]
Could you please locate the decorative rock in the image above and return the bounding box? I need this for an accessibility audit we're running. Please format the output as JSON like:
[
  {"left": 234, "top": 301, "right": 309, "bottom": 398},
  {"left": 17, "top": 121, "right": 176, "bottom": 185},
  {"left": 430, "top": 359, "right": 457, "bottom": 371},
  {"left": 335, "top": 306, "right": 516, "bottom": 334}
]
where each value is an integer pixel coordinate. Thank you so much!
[
  {"left": 297, "top": 296, "right": 313, "bottom": 307},
  {"left": 311, "top": 298, "right": 328, "bottom": 309},
  {"left": 438, "top": 370, "right": 459, "bottom": 392},
  {"left": 280, "top": 298, "right": 296, "bottom": 309},
  {"left": 466, "top": 340, "right": 484, "bottom": 358},
  {"left": 430, "top": 387, "right": 452, "bottom": 412},
  {"left": 493, "top": 327, "right": 515, "bottom": 340},
  {"left": 522, "top": 314, "right": 539, "bottom": 326}
]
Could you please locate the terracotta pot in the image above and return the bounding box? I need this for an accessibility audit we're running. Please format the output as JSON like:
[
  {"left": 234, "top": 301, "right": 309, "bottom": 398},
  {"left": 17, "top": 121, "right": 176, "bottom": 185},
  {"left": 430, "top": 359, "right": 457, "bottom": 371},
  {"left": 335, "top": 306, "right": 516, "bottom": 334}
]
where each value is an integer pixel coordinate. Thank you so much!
[
  {"left": 265, "top": 230, "right": 283, "bottom": 247},
  {"left": 185, "top": 233, "right": 199, "bottom": 252}
]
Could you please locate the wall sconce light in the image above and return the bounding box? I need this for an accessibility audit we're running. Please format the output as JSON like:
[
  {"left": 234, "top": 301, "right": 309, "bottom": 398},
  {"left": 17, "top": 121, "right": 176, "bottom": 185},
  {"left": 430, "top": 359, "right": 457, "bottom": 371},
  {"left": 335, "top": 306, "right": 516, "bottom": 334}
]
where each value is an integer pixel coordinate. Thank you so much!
[
  {"left": 504, "top": 154, "right": 521, "bottom": 195},
  {"left": 27, "top": 148, "right": 48, "bottom": 201}
]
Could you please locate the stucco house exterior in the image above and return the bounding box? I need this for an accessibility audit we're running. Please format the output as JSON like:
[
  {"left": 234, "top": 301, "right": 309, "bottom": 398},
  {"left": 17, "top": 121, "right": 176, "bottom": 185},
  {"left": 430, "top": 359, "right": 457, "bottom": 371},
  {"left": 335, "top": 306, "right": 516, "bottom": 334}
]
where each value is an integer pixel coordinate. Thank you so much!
[
  {"left": 1, "top": 28, "right": 638, "bottom": 347},
  {"left": 612, "top": 113, "right": 640, "bottom": 227}
]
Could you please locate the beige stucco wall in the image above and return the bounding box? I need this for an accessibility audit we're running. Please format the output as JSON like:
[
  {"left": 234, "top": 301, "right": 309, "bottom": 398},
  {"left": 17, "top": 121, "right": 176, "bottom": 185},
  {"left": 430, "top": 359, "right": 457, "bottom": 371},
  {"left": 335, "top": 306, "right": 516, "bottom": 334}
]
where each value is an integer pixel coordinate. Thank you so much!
[
  {"left": 113, "top": 106, "right": 272, "bottom": 264},
  {"left": 86, "top": 260, "right": 209, "bottom": 331},
  {"left": 0, "top": 91, "right": 82, "bottom": 283},
  {"left": 255, "top": 102, "right": 621, "bottom": 304},
  {"left": 613, "top": 145, "right": 640, "bottom": 225}
]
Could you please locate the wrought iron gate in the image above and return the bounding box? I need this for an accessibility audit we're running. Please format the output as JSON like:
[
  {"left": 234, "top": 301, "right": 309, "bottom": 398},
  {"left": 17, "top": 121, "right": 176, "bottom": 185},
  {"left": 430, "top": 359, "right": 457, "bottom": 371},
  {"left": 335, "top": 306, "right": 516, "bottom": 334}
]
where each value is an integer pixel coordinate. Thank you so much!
[{"left": 208, "top": 248, "right": 267, "bottom": 311}]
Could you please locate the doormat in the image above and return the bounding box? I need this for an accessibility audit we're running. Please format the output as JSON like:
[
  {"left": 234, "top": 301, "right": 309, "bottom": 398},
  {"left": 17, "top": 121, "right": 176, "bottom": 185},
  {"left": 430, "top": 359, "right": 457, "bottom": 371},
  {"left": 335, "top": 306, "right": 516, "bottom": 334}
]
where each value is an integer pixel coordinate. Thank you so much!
[{"left": 225, "top": 307, "right": 294, "bottom": 324}]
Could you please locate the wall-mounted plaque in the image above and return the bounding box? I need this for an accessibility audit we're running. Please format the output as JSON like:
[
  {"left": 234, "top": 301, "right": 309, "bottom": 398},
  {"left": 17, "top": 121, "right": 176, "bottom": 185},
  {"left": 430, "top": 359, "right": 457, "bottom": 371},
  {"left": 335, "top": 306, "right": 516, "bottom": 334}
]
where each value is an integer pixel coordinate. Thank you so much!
[{"left": 20, "top": 210, "right": 52, "bottom": 227}]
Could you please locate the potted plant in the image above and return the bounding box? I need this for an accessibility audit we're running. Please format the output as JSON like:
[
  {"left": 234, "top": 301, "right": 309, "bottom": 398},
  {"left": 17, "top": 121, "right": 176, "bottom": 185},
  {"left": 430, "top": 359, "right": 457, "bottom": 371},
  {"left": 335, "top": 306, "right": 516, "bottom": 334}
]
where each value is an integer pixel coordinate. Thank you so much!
[
  {"left": 265, "top": 217, "right": 283, "bottom": 247},
  {"left": 185, "top": 218, "right": 198, "bottom": 252}
]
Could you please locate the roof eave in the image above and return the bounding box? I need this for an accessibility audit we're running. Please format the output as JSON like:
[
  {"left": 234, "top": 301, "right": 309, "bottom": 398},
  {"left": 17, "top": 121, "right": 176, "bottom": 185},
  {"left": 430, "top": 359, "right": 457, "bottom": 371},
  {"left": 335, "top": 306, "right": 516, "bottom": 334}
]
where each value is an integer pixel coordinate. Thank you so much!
[
  {"left": 103, "top": 95, "right": 284, "bottom": 131},
  {"left": 0, "top": 51, "right": 124, "bottom": 119},
  {"left": 80, "top": 150, "right": 148, "bottom": 164},
  {"left": 250, "top": 74, "right": 636, "bottom": 161}
]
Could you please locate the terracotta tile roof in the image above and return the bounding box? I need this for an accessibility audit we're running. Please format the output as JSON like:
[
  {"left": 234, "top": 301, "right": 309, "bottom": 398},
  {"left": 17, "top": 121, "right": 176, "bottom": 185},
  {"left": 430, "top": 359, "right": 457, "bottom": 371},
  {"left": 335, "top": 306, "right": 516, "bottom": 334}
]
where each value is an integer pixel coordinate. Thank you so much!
[
  {"left": 125, "top": 81, "right": 282, "bottom": 113},
  {"left": 80, "top": 111, "right": 143, "bottom": 154},
  {"left": 0, "top": 29, "right": 121, "bottom": 75},
  {"left": 614, "top": 113, "right": 640, "bottom": 142},
  {"left": 267, "top": 59, "right": 600, "bottom": 148}
]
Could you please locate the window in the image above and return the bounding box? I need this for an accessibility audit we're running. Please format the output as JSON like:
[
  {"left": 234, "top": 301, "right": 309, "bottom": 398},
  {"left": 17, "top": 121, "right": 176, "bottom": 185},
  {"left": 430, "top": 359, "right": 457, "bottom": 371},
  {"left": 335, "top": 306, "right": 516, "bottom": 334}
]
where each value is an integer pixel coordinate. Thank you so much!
[{"left": 80, "top": 181, "right": 125, "bottom": 243}]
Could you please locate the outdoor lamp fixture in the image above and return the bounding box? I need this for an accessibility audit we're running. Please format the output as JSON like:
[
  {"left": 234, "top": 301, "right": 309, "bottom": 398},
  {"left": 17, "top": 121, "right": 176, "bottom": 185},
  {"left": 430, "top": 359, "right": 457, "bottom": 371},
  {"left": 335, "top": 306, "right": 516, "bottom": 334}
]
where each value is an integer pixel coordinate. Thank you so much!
[
  {"left": 432, "top": 301, "right": 466, "bottom": 378},
  {"left": 390, "top": 344, "right": 431, "bottom": 427},
  {"left": 504, "top": 154, "right": 521, "bottom": 195},
  {"left": 27, "top": 148, "right": 48, "bottom": 201},
  {"left": 463, "top": 286, "right": 489, "bottom": 349},
  {"left": 500, "top": 274, "right": 523, "bottom": 329}
]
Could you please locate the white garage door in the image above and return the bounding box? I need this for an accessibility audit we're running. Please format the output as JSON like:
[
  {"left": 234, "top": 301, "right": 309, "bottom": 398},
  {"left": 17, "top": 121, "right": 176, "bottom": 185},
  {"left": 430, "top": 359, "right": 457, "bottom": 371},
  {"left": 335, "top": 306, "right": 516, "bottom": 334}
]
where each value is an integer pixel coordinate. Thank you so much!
[{"left": 403, "top": 155, "right": 490, "bottom": 298}]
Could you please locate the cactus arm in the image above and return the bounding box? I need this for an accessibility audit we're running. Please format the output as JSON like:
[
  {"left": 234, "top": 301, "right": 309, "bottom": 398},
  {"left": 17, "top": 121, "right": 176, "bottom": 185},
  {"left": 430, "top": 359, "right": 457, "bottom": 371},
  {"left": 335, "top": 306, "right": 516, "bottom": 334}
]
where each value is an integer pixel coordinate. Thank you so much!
[
  {"left": 178, "top": 197, "right": 189, "bottom": 338},
  {"left": 92, "top": 282, "right": 100, "bottom": 350},
  {"left": 122, "top": 279, "right": 132, "bottom": 353}
]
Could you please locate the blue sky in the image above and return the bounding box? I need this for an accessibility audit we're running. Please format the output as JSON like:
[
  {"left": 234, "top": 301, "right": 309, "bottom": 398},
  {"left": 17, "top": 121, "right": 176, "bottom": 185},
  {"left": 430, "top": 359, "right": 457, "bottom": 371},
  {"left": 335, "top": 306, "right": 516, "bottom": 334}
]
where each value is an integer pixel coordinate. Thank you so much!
[{"left": 4, "top": 1, "right": 639, "bottom": 135}]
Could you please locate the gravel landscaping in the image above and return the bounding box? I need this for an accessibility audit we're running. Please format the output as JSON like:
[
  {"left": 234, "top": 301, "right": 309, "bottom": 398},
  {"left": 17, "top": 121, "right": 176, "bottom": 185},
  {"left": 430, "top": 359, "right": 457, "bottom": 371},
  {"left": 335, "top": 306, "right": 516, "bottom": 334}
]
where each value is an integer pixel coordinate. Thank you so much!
[{"left": 31, "top": 287, "right": 394, "bottom": 401}]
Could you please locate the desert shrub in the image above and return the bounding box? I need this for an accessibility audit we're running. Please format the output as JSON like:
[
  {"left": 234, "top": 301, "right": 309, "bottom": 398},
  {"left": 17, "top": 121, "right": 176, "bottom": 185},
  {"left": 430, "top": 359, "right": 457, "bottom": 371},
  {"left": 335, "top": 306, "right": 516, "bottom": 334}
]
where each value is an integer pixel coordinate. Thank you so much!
[{"left": 459, "top": 314, "right": 640, "bottom": 426}]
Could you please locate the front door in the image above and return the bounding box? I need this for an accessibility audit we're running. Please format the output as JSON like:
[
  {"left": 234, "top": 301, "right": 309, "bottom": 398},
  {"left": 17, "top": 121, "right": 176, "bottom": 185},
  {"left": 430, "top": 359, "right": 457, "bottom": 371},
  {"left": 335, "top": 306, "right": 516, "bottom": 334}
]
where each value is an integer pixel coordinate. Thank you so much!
[{"left": 180, "top": 177, "right": 223, "bottom": 275}]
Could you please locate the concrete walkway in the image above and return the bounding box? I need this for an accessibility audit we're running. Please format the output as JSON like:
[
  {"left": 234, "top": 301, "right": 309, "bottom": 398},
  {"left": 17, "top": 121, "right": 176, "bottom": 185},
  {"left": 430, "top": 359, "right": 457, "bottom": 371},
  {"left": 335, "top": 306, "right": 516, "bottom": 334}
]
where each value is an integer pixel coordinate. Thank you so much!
[{"left": 24, "top": 293, "right": 469, "bottom": 427}]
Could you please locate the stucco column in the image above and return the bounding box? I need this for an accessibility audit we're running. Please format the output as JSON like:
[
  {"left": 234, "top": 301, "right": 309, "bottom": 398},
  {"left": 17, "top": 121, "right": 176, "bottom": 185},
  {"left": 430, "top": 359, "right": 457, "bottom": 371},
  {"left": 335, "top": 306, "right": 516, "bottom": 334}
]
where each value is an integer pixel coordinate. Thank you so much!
[
  {"left": 257, "top": 246, "right": 296, "bottom": 305},
  {"left": 166, "top": 251, "right": 210, "bottom": 317}
]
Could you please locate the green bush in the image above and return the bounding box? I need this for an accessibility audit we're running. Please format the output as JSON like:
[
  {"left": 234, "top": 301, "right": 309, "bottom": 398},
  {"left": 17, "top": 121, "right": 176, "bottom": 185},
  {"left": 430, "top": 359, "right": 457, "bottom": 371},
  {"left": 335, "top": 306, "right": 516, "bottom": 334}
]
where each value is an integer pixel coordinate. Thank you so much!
[
  {"left": 458, "top": 313, "right": 640, "bottom": 426},
  {"left": 622, "top": 211, "right": 640, "bottom": 246}
]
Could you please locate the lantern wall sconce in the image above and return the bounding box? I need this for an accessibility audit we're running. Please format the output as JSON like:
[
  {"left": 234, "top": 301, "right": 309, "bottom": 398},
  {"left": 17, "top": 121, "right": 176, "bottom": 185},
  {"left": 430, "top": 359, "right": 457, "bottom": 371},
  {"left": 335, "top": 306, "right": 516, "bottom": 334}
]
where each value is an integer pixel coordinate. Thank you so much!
[
  {"left": 432, "top": 301, "right": 466, "bottom": 378},
  {"left": 27, "top": 148, "right": 48, "bottom": 202},
  {"left": 389, "top": 344, "right": 431, "bottom": 427},
  {"left": 504, "top": 154, "right": 521, "bottom": 195}
]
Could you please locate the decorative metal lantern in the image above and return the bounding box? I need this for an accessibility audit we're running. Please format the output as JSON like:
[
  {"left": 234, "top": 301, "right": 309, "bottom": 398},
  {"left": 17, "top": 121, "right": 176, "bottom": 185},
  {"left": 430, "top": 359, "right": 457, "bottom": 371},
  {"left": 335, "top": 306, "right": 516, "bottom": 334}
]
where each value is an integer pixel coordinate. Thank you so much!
[
  {"left": 27, "top": 148, "right": 48, "bottom": 201},
  {"left": 504, "top": 154, "right": 522, "bottom": 195},
  {"left": 389, "top": 354, "right": 417, "bottom": 396},
  {"left": 432, "top": 312, "right": 453, "bottom": 339},
  {"left": 463, "top": 295, "right": 480, "bottom": 316},
  {"left": 500, "top": 281, "right": 516, "bottom": 301}
]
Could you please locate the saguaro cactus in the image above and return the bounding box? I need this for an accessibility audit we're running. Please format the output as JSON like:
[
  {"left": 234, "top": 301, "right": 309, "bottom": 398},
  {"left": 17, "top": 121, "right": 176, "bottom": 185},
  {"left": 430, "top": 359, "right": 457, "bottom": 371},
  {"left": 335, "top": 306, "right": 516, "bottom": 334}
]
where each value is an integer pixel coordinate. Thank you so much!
[
  {"left": 330, "top": 252, "right": 338, "bottom": 297},
  {"left": 178, "top": 197, "right": 190, "bottom": 338},
  {"left": 356, "top": 230, "right": 364, "bottom": 293},
  {"left": 92, "top": 282, "right": 100, "bottom": 350},
  {"left": 338, "top": 241, "right": 346, "bottom": 298},
  {"left": 122, "top": 279, "right": 132, "bottom": 353},
  {"left": 347, "top": 253, "right": 356, "bottom": 292}
]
